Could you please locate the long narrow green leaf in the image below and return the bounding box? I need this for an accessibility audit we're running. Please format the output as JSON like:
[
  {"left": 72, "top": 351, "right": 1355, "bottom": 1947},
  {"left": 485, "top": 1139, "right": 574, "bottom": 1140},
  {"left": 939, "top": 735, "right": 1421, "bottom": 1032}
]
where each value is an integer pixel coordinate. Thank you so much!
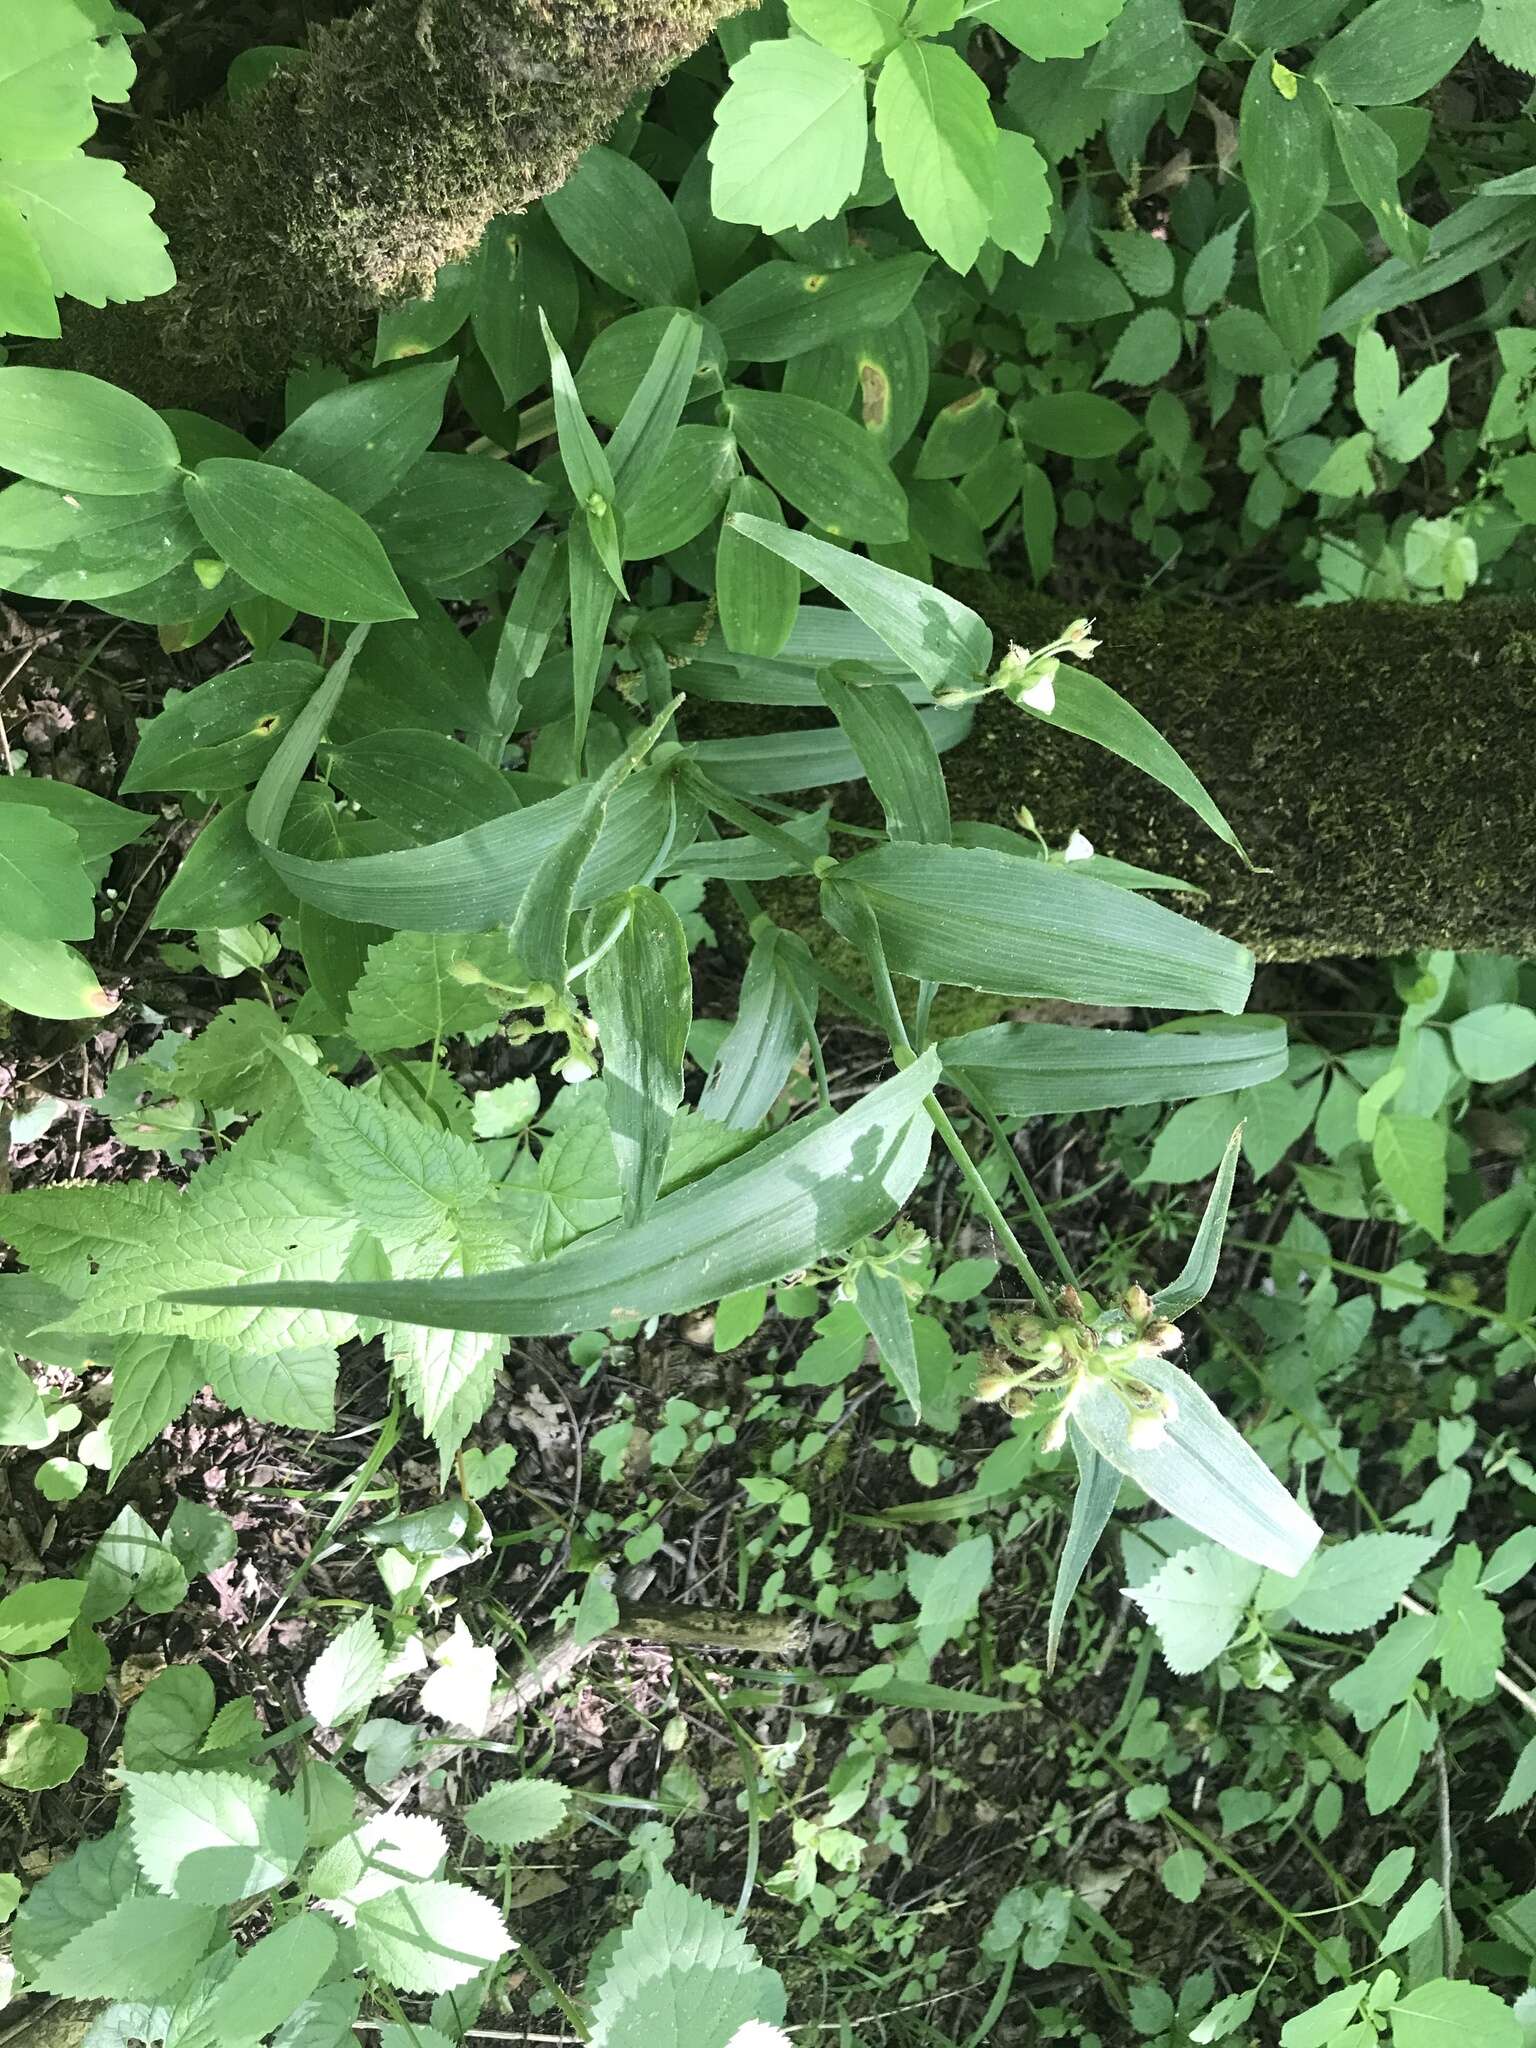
[
  {"left": 510, "top": 701, "right": 680, "bottom": 986},
  {"left": 829, "top": 843, "right": 1255, "bottom": 1013},
  {"left": 1154, "top": 1123, "right": 1244, "bottom": 1319},
  {"left": 940, "top": 1019, "right": 1287, "bottom": 1116},
  {"left": 817, "top": 667, "right": 950, "bottom": 844},
  {"left": 247, "top": 641, "right": 676, "bottom": 930},
  {"left": 173, "top": 1049, "right": 943, "bottom": 1338},
  {"left": 487, "top": 536, "right": 563, "bottom": 739},
  {"left": 690, "top": 705, "right": 971, "bottom": 795},
  {"left": 1038, "top": 668, "right": 1251, "bottom": 863},
  {"left": 726, "top": 513, "right": 992, "bottom": 694},
  {"left": 540, "top": 306, "right": 615, "bottom": 508},
  {"left": 585, "top": 887, "right": 692, "bottom": 1224},
  {"left": 699, "top": 927, "right": 819, "bottom": 1130},
  {"left": 569, "top": 520, "right": 619, "bottom": 762},
  {"left": 1047, "top": 1427, "right": 1123, "bottom": 1674},
  {"left": 609, "top": 312, "right": 704, "bottom": 506}
]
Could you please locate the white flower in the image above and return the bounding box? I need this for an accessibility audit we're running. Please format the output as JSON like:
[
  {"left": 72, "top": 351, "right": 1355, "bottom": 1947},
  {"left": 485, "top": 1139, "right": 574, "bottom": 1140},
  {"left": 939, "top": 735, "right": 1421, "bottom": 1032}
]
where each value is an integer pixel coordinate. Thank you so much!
[
  {"left": 1018, "top": 659, "right": 1058, "bottom": 714},
  {"left": 1064, "top": 830, "right": 1095, "bottom": 862},
  {"left": 726, "top": 2027, "right": 793, "bottom": 2048}
]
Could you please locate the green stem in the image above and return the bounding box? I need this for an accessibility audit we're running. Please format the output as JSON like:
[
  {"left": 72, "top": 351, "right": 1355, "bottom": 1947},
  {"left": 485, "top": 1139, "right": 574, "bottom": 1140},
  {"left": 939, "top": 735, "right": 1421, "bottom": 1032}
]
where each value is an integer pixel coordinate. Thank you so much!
[
  {"left": 966, "top": 1092, "right": 1079, "bottom": 1290},
  {"left": 923, "top": 1093, "right": 1056, "bottom": 1316}
]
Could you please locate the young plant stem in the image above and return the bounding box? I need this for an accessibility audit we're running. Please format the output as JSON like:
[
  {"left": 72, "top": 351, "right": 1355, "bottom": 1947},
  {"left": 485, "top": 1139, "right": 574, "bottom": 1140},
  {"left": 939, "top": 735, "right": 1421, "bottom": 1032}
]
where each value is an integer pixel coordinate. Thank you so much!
[{"left": 966, "top": 1092, "right": 1079, "bottom": 1289}]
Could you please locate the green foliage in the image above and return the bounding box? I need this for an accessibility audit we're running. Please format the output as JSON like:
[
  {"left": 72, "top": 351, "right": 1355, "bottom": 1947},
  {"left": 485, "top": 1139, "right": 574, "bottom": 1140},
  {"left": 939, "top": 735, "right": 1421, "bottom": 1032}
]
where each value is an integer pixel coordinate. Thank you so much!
[
  {"left": 0, "top": 0, "right": 173, "bottom": 337},
  {"left": 4, "top": 6, "right": 1536, "bottom": 2043}
]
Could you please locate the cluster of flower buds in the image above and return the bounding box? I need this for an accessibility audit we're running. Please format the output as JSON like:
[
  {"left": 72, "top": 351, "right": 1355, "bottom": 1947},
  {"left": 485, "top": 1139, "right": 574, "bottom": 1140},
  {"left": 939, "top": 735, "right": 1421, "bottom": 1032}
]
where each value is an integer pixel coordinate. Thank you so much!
[
  {"left": 972, "top": 1282, "right": 1185, "bottom": 1451},
  {"left": 448, "top": 958, "right": 600, "bottom": 1084},
  {"left": 826, "top": 1220, "right": 932, "bottom": 1304},
  {"left": 933, "top": 616, "right": 1100, "bottom": 712}
]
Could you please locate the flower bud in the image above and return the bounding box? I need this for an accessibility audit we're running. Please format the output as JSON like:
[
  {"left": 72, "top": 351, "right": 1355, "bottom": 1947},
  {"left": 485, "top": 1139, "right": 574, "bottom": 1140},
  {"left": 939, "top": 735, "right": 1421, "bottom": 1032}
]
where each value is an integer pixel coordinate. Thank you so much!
[{"left": 1148, "top": 1320, "right": 1184, "bottom": 1354}]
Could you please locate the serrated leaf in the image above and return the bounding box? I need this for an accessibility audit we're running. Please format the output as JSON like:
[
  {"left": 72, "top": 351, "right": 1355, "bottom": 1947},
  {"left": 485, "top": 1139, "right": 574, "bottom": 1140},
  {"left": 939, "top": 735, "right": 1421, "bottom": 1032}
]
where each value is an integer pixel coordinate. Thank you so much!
[
  {"left": 875, "top": 39, "right": 997, "bottom": 275},
  {"left": 310, "top": 1813, "right": 448, "bottom": 1923},
  {"left": 0, "top": 155, "right": 174, "bottom": 309},
  {"left": 1281, "top": 1532, "right": 1438, "bottom": 1634},
  {"left": 353, "top": 1879, "right": 512, "bottom": 1994},
  {"left": 34, "top": 1894, "right": 219, "bottom": 2000},
  {"left": 464, "top": 1778, "right": 573, "bottom": 1850},
  {"left": 967, "top": 0, "right": 1127, "bottom": 57},
  {"left": 124, "top": 1767, "right": 304, "bottom": 1904},
  {"left": 303, "top": 1612, "right": 388, "bottom": 1728},
  {"left": 207, "top": 1344, "right": 338, "bottom": 1430},
  {"left": 589, "top": 1872, "right": 786, "bottom": 2048},
  {"left": 1373, "top": 1113, "right": 1446, "bottom": 1240},
  {"left": 710, "top": 39, "right": 868, "bottom": 234},
  {"left": 1129, "top": 1542, "right": 1262, "bottom": 1672},
  {"left": 196, "top": 1914, "right": 339, "bottom": 2048}
]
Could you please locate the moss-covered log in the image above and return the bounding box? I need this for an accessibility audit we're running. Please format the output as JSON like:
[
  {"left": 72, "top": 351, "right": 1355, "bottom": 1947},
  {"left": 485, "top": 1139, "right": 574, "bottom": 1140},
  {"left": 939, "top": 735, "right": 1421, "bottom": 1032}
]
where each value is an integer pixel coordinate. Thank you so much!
[
  {"left": 58, "top": 0, "right": 727, "bottom": 410},
  {"left": 751, "top": 589, "right": 1536, "bottom": 966}
]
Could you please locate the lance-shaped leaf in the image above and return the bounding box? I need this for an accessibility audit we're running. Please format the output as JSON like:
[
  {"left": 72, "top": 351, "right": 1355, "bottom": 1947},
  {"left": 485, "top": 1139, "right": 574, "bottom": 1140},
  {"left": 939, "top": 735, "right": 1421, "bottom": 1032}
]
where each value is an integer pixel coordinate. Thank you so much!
[
  {"left": 699, "top": 925, "right": 819, "bottom": 1130},
  {"left": 854, "top": 1261, "right": 922, "bottom": 1417},
  {"left": 509, "top": 699, "right": 679, "bottom": 987},
  {"left": 1155, "top": 1123, "right": 1243, "bottom": 1319},
  {"left": 1028, "top": 668, "right": 1251, "bottom": 862},
  {"left": 609, "top": 311, "right": 704, "bottom": 506},
  {"left": 726, "top": 512, "right": 992, "bottom": 694},
  {"left": 827, "top": 843, "right": 1254, "bottom": 1013},
  {"left": 1071, "top": 1353, "right": 1320, "bottom": 1576},
  {"left": 247, "top": 639, "right": 676, "bottom": 930},
  {"left": 817, "top": 666, "right": 950, "bottom": 844},
  {"left": 941, "top": 1018, "right": 1287, "bottom": 1116},
  {"left": 1047, "top": 1426, "right": 1123, "bottom": 1673},
  {"left": 171, "top": 1050, "right": 941, "bottom": 1338},
  {"left": 488, "top": 535, "right": 563, "bottom": 737},
  {"left": 540, "top": 307, "right": 624, "bottom": 594},
  {"left": 568, "top": 519, "right": 620, "bottom": 761},
  {"left": 585, "top": 887, "right": 692, "bottom": 1224}
]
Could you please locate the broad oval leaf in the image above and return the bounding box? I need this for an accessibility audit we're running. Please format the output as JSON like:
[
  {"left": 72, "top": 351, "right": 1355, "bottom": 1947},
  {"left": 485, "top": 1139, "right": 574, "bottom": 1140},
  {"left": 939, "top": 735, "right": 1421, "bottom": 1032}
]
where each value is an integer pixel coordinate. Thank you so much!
[
  {"left": 728, "top": 386, "right": 908, "bottom": 543},
  {"left": 184, "top": 460, "right": 414, "bottom": 623},
  {"left": 0, "top": 367, "right": 180, "bottom": 495}
]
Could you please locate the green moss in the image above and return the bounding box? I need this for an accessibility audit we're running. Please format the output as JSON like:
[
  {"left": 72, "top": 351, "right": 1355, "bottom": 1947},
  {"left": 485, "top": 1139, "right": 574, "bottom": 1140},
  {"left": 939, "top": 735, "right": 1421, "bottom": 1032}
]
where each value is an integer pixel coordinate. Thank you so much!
[
  {"left": 58, "top": 0, "right": 727, "bottom": 408},
  {"left": 701, "top": 591, "right": 1536, "bottom": 982}
]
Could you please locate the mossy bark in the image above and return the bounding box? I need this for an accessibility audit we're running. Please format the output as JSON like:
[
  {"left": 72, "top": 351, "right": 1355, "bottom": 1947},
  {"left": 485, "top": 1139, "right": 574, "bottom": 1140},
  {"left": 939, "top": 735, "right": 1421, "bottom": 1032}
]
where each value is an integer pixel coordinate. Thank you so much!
[
  {"left": 57, "top": 0, "right": 728, "bottom": 409},
  {"left": 741, "top": 589, "right": 1536, "bottom": 968}
]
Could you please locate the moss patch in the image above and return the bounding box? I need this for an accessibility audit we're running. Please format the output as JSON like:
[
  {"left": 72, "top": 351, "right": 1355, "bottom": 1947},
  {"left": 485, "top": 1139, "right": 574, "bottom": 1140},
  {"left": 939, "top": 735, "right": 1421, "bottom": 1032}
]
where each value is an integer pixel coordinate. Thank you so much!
[
  {"left": 695, "top": 591, "right": 1536, "bottom": 991},
  {"left": 57, "top": 0, "right": 728, "bottom": 408}
]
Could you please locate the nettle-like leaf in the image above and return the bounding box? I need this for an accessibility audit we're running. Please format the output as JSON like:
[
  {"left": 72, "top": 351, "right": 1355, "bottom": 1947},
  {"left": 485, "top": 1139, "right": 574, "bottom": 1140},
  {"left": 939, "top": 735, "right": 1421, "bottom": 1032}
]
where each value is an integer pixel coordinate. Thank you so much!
[
  {"left": 589, "top": 1873, "right": 786, "bottom": 2048},
  {"left": 310, "top": 1812, "right": 448, "bottom": 1923},
  {"left": 874, "top": 39, "right": 998, "bottom": 275},
  {"left": 123, "top": 1767, "right": 305, "bottom": 1904},
  {"left": 710, "top": 39, "right": 868, "bottom": 234},
  {"left": 464, "top": 1777, "right": 573, "bottom": 1850},
  {"left": 302, "top": 1610, "right": 390, "bottom": 1728},
  {"left": 352, "top": 1879, "right": 512, "bottom": 1994},
  {"left": 1128, "top": 1543, "right": 1262, "bottom": 1674},
  {"left": 0, "top": 6, "right": 173, "bottom": 335}
]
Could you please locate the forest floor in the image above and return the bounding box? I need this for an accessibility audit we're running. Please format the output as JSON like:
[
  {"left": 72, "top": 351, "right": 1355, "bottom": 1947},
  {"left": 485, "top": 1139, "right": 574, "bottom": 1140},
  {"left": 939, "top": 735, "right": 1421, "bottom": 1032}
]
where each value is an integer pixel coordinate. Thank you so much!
[{"left": 4, "top": 613, "right": 1535, "bottom": 2047}]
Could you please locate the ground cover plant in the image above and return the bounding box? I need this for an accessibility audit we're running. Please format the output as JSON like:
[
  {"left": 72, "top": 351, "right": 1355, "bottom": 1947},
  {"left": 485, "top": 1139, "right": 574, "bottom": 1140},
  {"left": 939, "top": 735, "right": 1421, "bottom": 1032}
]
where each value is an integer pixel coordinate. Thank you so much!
[{"left": 3, "top": 1, "right": 1536, "bottom": 2044}]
